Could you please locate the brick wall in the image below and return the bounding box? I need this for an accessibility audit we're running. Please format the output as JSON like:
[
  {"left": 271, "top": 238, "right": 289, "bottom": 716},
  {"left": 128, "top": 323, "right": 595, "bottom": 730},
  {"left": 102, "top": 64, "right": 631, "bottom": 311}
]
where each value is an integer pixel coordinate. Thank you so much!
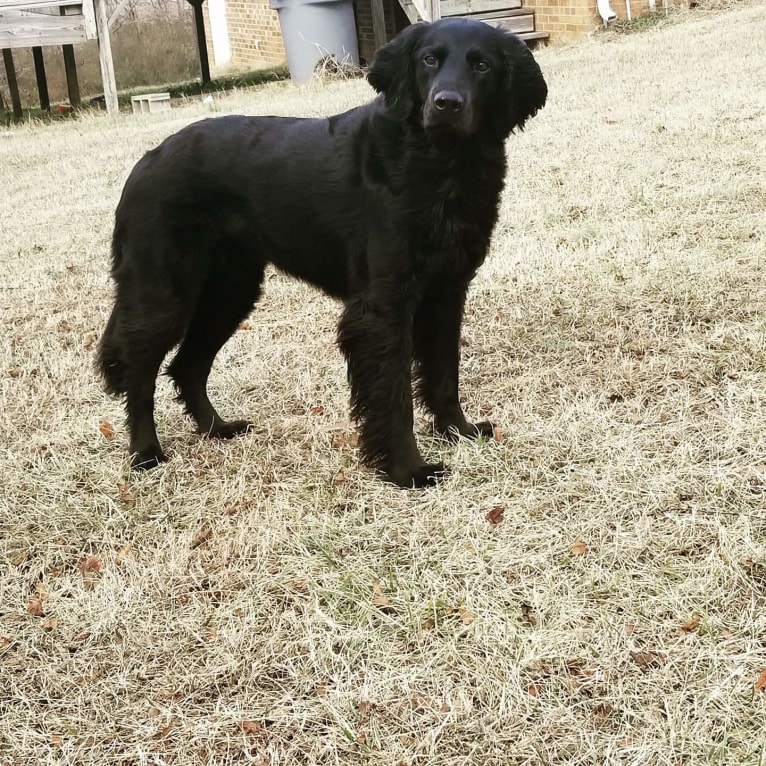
[
  {"left": 203, "top": 0, "right": 286, "bottom": 72},
  {"left": 202, "top": 0, "right": 657, "bottom": 72},
  {"left": 525, "top": 0, "right": 652, "bottom": 40}
]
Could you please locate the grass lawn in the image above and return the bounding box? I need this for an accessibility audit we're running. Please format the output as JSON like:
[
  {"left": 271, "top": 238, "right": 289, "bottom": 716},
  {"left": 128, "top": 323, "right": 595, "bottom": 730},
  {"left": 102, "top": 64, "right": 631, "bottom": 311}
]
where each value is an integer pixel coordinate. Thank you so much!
[{"left": 1, "top": 3, "right": 765, "bottom": 763}]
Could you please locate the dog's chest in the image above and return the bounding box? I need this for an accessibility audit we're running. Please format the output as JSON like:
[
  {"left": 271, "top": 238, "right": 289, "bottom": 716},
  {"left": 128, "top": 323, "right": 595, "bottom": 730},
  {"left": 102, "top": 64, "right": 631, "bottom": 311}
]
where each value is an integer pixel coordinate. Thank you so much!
[{"left": 418, "top": 165, "right": 504, "bottom": 265}]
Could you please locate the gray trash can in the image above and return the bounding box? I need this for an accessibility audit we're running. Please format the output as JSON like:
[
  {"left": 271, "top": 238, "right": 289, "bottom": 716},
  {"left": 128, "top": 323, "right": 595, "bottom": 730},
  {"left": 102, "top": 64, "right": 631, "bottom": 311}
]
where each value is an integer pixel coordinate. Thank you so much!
[{"left": 269, "top": 0, "right": 360, "bottom": 84}]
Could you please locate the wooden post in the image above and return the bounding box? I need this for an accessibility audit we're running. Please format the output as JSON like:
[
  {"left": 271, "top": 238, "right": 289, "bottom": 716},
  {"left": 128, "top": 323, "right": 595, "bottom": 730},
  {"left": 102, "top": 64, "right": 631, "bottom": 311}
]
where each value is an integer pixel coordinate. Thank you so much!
[
  {"left": 187, "top": 0, "right": 211, "bottom": 85},
  {"left": 428, "top": 0, "right": 441, "bottom": 21},
  {"left": 94, "top": 0, "right": 119, "bottom": 114},
  {"left": 62, "top": 45, "right": 81, "bottom": 108},
  {"left": 61, "top": 7, "right": 82, "bottom": 109},
  {"left": 2, "top": 49, "right": 23, "bottom": 122},
  {"left": 370, "top": 0, "right": 387, "bottom": 49},
  {"left": 32, "top": 46, "right": 51, "bottom": 114}
]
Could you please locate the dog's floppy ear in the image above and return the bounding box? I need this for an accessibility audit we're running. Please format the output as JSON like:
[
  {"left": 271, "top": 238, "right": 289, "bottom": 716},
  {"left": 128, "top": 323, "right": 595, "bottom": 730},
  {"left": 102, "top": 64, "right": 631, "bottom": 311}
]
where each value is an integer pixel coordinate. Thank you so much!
[
  {"left": 502, "top": 36, "right": 548, "bottom": 135},
  {"left": 367, "top": 23, "right": 426, "bottom": 119}
]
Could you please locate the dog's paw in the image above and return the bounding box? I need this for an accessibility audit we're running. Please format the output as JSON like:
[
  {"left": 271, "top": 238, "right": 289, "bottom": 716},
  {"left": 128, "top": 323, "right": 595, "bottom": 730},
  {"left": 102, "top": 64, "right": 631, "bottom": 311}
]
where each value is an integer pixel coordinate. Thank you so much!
[
  {"left": 436, "top": 420, "right": 495, "bottom": 442},
  {"left": 387, "top": 461, "right": 448, "bottom": 488},
  {"left": 131, "top": 445, "right": 168, "bottom": 470},
  {"left": 205, "top": 419, "right": 254, "bottom": 439},
  {"left": 469, "top": 420, "right": 495, "bottom": 439}
]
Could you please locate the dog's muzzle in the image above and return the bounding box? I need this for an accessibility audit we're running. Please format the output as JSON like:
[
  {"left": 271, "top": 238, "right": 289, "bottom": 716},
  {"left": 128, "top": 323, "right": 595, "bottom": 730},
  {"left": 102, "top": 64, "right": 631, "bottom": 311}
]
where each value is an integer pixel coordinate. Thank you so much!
[{"left": 424, "top": 89, "right": 475, "bottom": 135}]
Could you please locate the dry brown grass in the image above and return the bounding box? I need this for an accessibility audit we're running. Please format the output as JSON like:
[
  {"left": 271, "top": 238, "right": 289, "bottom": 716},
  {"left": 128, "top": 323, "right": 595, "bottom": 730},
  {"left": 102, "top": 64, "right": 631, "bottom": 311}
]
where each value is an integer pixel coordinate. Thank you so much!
[{"left": 2, "top": 4, "right": 766, "bottom": 764}]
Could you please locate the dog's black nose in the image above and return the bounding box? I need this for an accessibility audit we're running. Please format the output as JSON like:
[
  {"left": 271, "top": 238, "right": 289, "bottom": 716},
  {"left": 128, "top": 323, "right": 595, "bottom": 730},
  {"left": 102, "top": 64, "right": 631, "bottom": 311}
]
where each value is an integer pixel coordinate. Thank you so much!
[{"left": 433, "top": 91, "right": 464, "bottom": 113}]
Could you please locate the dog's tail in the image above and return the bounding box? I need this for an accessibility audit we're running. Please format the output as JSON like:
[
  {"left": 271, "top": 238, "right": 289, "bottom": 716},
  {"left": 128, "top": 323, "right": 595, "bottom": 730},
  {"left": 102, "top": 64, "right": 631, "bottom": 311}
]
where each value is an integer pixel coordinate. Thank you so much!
[
  {"left": 97, "top": 304, "right": 128, "bottom": 396},
  {"left": 98, "top": 232, "right": 129, "bottom": 395}
]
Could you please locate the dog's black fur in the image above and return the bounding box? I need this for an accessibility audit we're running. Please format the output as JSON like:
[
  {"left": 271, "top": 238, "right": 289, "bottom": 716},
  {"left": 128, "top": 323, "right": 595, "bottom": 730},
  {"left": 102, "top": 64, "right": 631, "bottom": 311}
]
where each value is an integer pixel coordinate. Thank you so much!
[{"left": 98, "top": 19, "right": 547, "bottom": 488}]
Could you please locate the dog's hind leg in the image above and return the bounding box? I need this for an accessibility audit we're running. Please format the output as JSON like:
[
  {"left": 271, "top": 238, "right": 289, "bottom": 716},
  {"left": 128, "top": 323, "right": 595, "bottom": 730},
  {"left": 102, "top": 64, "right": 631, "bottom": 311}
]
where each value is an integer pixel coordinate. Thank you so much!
[
  {"left": 413, "top": 282, "right": 494, "bottom": 441},
  {"left": 122, "top": 304, "right": 187, "bottom": 469},
  {"left": 167, "top": 254, "right": 265, "bottom": 440}
]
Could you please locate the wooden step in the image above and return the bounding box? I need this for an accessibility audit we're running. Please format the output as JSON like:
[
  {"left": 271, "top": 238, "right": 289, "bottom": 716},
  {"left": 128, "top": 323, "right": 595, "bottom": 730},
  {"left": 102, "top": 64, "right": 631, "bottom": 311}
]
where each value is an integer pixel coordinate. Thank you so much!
[
  {"left": 440, "top": 0, "right": 521, "bottom": 17},
  {"left": 516, "top": 30, "right": 550, "bottom": 45},
  {"left": 478, "top": 11, "right": 535, "bottom": 34}
]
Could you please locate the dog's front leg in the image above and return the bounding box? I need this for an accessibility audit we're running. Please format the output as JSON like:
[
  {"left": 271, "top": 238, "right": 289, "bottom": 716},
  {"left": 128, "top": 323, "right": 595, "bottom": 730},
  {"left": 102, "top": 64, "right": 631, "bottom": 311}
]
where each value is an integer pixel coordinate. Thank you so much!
[
  {"left": 337, "top": 284, "right": 445, "bottom": 488},
  {"left": 413, "top": 280, "right": 494, "bottom": 441}
]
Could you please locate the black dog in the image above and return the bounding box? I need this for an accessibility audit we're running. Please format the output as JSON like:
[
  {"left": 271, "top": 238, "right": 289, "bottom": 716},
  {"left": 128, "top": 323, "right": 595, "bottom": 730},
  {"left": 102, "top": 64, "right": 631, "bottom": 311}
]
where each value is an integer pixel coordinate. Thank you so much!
[{"left": 98, "top": 19, "right": 547, "bottom": 487}]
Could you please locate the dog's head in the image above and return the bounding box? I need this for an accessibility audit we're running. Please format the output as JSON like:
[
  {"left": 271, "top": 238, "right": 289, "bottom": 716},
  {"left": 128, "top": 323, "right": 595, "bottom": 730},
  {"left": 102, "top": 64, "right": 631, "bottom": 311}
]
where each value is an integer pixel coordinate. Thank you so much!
[{"left": 368, "top": 19, "right": 547, "bottom": 139}]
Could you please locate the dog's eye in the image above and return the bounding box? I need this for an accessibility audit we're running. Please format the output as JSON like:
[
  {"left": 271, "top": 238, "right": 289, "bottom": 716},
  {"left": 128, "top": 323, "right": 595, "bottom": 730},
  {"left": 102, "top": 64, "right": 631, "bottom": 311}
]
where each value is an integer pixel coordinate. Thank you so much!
[
  {"left": 474, "top": 60, "right": 490, "bottom": 73},
  {"left": 423, "top": 54, "right": 438, "bottom": 67}
]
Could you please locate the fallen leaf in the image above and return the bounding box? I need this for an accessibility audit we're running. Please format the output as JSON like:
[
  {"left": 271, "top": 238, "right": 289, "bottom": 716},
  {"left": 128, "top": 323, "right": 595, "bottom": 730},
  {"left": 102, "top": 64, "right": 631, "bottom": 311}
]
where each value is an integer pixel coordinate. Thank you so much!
[
  {"left": 624, "top": 621, "right": 637, "bottom": 636},
  {"left": 42, "top": 616, "right": 59, "bottom": 630},
  {"left": 459, "top": 607, "right": 476, "bottom": 625},
  {"left": 372, "top": 579, "right": 395, "bottom": 614},
  {"left": 239, "top": 720, "right": 266, "bottom": 737},
  {"left": 493, "top": 427, "right": 505, "bottom": 442},
  {"left": 27, "top": 595, "right": 44, "bottom": 616},
  {"left": 570, "top": 539, "right": 588, "bottom": 556},
  {"left": 190, "top": 526, "right": 212, "bottom": 549},
  {"left": 332, "top": 468, "right": 347, "bottom": 486},
  {"left": 630, "top": 650, "right": 666, "bottom": 670},
  {"left": 356, "top": 731, "right": 367, "bottom": 745},
  {"left": 99, "top": 420, "right": 115, "bottom": 439},
  {"left": 79, "top": 555, "right": 102, "bottom": 574},
  {"left": 421, "top": 617, "right": 435, "bottom": 632},
  {"left": 527, "top": 684, "right": 541, "bottom": 697},
  {"left": 486, "top": 505, "right": 505, "bottom": 524},
  {"left": 115, "top": 543, "right": 133, "bottom": 566},
  {"left": 520, "top": 602, "right": 537, "bottom": 627},
  {"left": 83, "top": 332, "right": 95, "bottom": 350},
  {"left": 0, "top": 636, "right": 11, "bottom": 650},
  {"left": 117, "top": 483, "right": 134, "bottom": 507},
  {"left": 50, "top": 733, "right": 63, "bottom": 747},
  {"left": 439, "top": 701, "right": 451, "bottom": 713},
  {"left": 238, "top": 321, "right": 252, "bottom": 330},
  {"left": 310, "top": 405, "right": 325, "bottom": 416},
  {"left": 680, "top": 613, "right": 701, "bottom": 633},
  {"left": 755, "top": 669, "right": 766, "bottom": 693},
  {"left": 358, "top": 694, "right": 372, "bottom": 718}
]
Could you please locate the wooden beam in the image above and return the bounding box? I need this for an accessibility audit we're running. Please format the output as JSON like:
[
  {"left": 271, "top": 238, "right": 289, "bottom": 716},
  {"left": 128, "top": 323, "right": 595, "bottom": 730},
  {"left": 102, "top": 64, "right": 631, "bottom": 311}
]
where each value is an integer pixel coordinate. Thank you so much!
[
  {"left": 0, "top": 14, "right": 89, "bottom": 49},
  {"left": 107, "top": 0, "right": 132, "bottom": 30},
  {"left": 2, "top": 48, "right": 24, "bottom": 121},
  {"left": 187, "top": 0, "right": 211, "bottom": 85},
  {"left": 0, "top": 0, "right": 82, "bottom": 8},
  {"left": 370, "top": 0, "right": 387, "bottom": 48},
  {"left": 32, "top": 45, "right": 51, "bottom": 113},
  {"left": 93, "top": 0, "right": 118, "bottom": 114},
  {"left": 428, "top": 0, "right": 441, "bottom": 20}
]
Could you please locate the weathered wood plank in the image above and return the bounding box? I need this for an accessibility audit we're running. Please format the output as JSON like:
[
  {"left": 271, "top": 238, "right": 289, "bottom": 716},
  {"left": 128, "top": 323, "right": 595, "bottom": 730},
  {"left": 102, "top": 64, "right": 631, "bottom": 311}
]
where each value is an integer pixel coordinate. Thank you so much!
[
  {"left": 0, "top": 14, "right": 88, "bottom": 48},
  {"left": 93, "top": 0, "right": 117, "bottom": 114},
  {"left": 482, "top": 13, "right": 534, "bottom": 33},
  {"left": 441, "top": 0, "right": 522, "bottom": 16},
  {"left": 397, "top": 0, "right": 421, "bottom": 23},
  {"left": 370, "top": 0, "right": 387, "bottom": 48},
  {"left": 0, "top": 0, "right": 82, "bottom": 9}
]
